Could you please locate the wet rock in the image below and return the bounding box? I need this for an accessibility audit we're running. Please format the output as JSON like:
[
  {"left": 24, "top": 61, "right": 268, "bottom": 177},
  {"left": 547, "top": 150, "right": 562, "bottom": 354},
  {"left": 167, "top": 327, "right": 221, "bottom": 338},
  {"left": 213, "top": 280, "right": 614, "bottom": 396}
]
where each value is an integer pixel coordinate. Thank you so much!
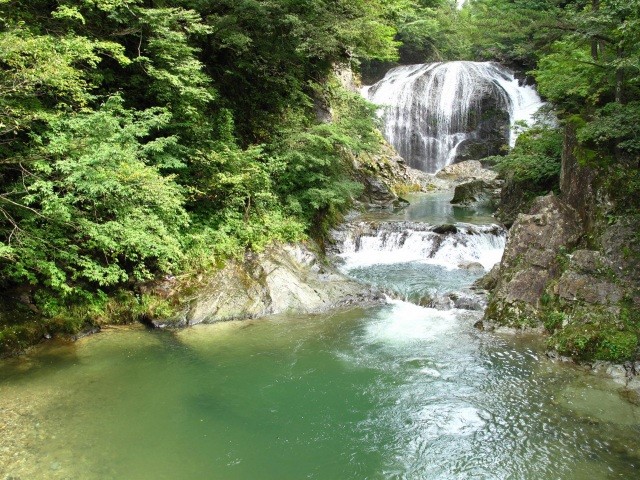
[
  {"left": 473, "top": 264, "right": 500, "bottom": 291},
  {"left": 546, "top": 350, "right": 574, "bottom": 363},
  {"left": 71, "top": 326, "right": 101, "bottom": 341},
  {"left": 458, "top": 261, "right": 485, "bottom": 272},
  {"left": 449, "top": 291, "right": 486, "bottom": 311},
  {"left": 429, "top": 295, "right": 454, "bottom": 310},
  {"left": 625, "top": 377, "right": 640, "bottom": 404},
  {"left": 473, "top": 319, "right": 488, "bottom": 330},
  {"left": 432, "top": 224, "right": 458, "bottom": 235}
]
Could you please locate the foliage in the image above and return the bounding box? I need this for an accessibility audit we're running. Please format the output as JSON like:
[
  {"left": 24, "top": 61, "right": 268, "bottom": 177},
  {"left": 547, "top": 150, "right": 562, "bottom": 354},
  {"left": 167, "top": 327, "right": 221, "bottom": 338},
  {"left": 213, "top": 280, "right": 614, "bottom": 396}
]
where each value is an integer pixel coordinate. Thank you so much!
[
  {"left": 0, "top": 0, "right": 399, "bottom": 347},
  {"left": 578, "top": 101, "right": 640, "bottom": 157},
  {"left": 270, "top": 82, "right": 379, "bottom": 234},
  {"left": 490, "top": 124, "right": 562, "bottom": 196},
  {"left": 542, "top": 309, "right": 566, "bottom": 333},
  {"left": 1, "top": 97, "right": 188, "bottom": 297},
  {"left": 551, "top": 322, "right": 638, "bottom": 362}
]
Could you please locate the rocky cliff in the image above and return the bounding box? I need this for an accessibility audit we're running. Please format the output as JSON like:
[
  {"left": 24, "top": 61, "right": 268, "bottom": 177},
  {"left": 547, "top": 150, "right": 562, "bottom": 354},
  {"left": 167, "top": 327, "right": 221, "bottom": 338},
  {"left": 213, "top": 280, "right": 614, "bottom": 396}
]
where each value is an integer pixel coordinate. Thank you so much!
[{"left": 479, "top": 124, "right": 640, "bottom": 391}]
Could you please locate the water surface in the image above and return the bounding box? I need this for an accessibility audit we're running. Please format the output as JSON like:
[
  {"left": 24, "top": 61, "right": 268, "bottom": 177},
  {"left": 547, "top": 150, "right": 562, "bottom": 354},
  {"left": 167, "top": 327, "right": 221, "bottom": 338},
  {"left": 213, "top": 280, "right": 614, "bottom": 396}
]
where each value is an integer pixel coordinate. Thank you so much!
[{"left": 1, "top": 193, "right": 638, "bottom": 479}]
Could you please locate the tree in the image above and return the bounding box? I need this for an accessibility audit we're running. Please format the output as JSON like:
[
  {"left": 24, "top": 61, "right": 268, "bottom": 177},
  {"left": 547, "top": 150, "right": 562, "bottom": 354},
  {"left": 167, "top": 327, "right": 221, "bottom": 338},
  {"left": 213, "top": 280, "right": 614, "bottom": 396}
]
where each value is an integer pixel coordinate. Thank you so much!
[{"left": 1, "top": 97, "right": 187, "bottom": 299}]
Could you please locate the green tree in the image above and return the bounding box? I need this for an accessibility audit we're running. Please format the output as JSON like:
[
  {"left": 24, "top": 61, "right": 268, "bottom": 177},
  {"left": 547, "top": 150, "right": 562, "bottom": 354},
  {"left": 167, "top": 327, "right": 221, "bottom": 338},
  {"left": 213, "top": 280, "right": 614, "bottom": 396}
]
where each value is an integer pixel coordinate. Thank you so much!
[{"left": 1, "top": 97, "right": 187, "bottom": 298}]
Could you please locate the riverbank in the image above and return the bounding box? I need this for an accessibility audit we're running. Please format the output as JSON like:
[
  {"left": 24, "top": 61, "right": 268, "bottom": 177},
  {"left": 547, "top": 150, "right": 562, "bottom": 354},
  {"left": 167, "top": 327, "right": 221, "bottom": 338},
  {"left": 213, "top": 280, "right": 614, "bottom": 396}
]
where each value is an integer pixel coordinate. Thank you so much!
[{"left": 2, "top": 189, "right": 639, "bottom": 479}]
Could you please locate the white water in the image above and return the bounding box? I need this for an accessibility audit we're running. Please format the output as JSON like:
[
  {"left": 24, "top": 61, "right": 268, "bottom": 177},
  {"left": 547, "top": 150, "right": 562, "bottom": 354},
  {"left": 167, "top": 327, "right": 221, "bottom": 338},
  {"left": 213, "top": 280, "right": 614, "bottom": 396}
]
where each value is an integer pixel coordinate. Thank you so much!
[
  {"left": 363, "top": 61, "right": 544, "bottom": 173},
  {"left": 334, "top": 222, "right": 506, "bottom": 271}
]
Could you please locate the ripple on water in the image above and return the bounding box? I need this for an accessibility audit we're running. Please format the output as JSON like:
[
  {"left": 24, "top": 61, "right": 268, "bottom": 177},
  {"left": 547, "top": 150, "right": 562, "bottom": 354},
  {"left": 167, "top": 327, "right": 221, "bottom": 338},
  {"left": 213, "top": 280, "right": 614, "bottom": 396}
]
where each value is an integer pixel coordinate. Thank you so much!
[{"left": 2, "top": 193, "right": 640, "bottom": 479}]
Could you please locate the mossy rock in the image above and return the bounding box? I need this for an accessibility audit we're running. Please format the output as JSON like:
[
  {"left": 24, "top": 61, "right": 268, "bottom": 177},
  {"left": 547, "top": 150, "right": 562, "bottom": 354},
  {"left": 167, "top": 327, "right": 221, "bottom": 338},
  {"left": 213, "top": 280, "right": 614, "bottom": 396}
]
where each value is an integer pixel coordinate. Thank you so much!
[
  {"left": 484, "top": 299, "right": 540, "bottom": 329},
  {"left": 550, "top": 323, "right": 638, "bottom": 363}
]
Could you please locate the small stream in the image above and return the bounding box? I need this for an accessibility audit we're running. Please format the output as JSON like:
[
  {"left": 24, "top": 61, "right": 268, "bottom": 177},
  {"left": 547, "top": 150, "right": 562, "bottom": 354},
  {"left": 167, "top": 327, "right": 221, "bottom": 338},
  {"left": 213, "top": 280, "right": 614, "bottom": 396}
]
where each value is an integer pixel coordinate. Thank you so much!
[{"left": 1, "top": 193, "right": 639, "bottom": 479}]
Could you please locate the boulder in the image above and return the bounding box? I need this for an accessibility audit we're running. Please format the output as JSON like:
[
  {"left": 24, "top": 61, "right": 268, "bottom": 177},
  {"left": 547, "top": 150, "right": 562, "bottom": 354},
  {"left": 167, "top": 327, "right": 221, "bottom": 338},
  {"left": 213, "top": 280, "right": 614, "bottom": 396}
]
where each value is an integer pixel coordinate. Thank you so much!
[
  {"left": 155, "top": 244, "right": 385, "bottom": 328},
  {"left": 483, "top": 193, "right": 583, "bottom": 327},
  {"left": 450, "top": 179, "right": 500, "bottom": 206},
  {"left": 359, "top": 176, "right": 398, "bottom": 208},
  {"left": 458, "top": 261, "right": 485, "bottom": 272},
  {"left": 435, "top": 160, "right": 498, "bottom": 183}
]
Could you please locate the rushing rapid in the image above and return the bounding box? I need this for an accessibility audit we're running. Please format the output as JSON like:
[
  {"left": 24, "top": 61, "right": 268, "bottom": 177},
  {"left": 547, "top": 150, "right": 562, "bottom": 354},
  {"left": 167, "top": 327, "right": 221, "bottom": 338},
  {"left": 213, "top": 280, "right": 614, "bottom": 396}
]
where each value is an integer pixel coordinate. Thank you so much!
[
  {"left": 331, "top": 221, "right": 506, "bottom": 271},
  {"left": 363, "top": 61, "right": 544, "bottom": 172}
]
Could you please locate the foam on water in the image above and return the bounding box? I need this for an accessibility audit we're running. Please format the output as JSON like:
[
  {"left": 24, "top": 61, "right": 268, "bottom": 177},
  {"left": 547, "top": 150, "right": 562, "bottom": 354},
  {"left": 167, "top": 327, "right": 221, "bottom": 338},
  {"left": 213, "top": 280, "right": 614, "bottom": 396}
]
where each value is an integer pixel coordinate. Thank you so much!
[
  {"left": 335, "top": 222, "right": 506, "bottom": 271},
  {"left": 364, "top": 300, "right": 457, "bottom": 344}
]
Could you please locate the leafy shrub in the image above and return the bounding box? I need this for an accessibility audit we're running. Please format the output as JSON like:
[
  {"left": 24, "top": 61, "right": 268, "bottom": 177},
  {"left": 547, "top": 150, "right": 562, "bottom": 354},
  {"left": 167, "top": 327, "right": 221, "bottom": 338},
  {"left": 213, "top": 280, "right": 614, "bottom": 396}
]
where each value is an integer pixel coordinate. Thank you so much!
[
  {"left": 491, "top": 124, "right": 562, "bottom": 191},
  {"left": 542, "top": 310, "right": 565, "bottom": 333},
  {"left": 1, "top": 97, "right": 188, "bottom": 298}
]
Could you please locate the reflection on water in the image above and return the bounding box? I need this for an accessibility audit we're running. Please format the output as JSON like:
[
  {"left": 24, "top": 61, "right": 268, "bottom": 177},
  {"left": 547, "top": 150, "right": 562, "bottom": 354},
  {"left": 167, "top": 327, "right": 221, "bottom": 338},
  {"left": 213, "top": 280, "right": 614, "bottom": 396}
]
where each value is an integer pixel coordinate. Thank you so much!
[
  {"left": 1, "top": 193, "right": 638, "bottom": 480},
  {"left": 360, "top": 191, "right": 497, "bottom": 225}
]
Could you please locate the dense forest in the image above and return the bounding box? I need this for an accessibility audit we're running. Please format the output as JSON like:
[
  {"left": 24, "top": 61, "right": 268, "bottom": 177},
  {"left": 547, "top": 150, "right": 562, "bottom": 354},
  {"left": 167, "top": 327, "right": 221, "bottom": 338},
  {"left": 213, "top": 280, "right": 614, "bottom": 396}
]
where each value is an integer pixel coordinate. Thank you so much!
[{"left": 1, "top": 0, "right": 639, "bottom": 354}]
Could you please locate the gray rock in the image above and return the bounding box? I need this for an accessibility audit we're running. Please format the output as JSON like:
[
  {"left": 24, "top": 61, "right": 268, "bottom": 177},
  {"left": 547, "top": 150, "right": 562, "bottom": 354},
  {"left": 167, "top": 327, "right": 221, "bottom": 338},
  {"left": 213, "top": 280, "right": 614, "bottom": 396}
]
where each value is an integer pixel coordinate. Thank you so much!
[
  {"left": 484, "top": 193, "right": 583, "bottom": 326},
  {"left": 625, "top": 377, "right": 640, "bottom": 403},
  {"left": 570, "top": 250, "right": 608, "bottom": 275},
  {"left": 473, "top": 264, "right": 500, "bottom": 291},
  {"left": 359, "top": 177, "right": 398, "bottom": 207},
  {"left": 159, "top": 244, "right": 385, "bottom": 328},
  {"left": 606, "top": 364, "right": 629, "bottom": 385},
  {"left": 451, "top": 179, "right": 499, "bottom": 206},
  {"left": 458, "top": 261, "right": 485, "bottom": 272},
  {"left": 435, "top": 160, "right": 498, "bottom": 184},
  {"left": 557, "top": 271, "right": 622, "bottom": 305},
  {"left": 449, "top": 291, "right": 486, "bottom": 311}
]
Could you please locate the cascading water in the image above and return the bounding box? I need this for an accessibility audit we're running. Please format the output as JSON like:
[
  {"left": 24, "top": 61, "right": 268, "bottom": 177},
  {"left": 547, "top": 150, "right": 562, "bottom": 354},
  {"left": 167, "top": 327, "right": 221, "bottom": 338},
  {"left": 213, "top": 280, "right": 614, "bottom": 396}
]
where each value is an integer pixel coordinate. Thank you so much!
[
  {"left": 332, "top": 221, "right": 506, "bottom": 271},
  {"left": 330, "top": 213, "right": 507, "bottom": 307},
  {"left": 2, "top": 193, "right": 639, "bottom": 480},
  {"left": 363, "top": 61, "right": 544, "bottom": 173}
]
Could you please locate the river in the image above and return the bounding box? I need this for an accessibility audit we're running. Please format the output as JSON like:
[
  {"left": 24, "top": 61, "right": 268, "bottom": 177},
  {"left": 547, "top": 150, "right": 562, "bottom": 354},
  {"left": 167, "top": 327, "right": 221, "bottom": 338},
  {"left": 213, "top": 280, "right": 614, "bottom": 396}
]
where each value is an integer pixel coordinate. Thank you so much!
[{"left": 1, "top": 193, "right": 639, "bottom": 479}]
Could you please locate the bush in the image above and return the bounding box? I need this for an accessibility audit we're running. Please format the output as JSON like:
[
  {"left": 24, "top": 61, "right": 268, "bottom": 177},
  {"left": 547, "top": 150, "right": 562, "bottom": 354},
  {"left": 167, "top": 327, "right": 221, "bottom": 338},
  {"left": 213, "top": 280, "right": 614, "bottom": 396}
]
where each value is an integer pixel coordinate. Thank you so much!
[{"left": 492, "top": 124, "right": 562, "bottom": 192}]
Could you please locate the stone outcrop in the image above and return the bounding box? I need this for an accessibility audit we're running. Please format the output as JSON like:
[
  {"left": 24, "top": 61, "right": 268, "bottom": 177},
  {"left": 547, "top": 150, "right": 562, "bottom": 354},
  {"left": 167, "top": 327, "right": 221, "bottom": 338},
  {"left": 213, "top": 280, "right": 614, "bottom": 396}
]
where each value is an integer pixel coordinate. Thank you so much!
[
  {"left": 495, "top": 175, "right": 539, "bottom": 226},
  {"left": 353, "top": 140, "right": 448, "bottom": 209},
  {"left": 152, "top": 244, "right": 385, "bottom": 328},
  {"left": 480, "top": 193, "right": 583, "bottom": 327},
  {"left": 479, "top": 124, "right": 640, "bottom": 370},
  {"left": 435, "top": 160, "right": 498, "bottom": 183},
  {"left": 450, "top": 178, "right": 501, "bottom": 206}
]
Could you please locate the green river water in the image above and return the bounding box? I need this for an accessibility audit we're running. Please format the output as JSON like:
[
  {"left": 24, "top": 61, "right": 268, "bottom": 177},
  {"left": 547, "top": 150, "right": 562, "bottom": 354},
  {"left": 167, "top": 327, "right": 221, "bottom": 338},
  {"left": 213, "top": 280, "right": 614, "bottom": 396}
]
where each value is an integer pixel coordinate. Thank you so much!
[{"left": 1, "top": 193, "right": 639, "bottom": 479}]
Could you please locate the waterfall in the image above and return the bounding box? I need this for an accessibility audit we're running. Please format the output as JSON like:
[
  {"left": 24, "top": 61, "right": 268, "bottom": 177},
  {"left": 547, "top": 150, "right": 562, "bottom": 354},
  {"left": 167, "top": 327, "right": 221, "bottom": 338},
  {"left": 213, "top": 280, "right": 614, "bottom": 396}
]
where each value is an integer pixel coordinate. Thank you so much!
[
  {"left": 331, "top": 221, "right": 506, "bottom": 271},
  {"left": 363, "top": 61, "right": 543, "bottom": 173}
]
